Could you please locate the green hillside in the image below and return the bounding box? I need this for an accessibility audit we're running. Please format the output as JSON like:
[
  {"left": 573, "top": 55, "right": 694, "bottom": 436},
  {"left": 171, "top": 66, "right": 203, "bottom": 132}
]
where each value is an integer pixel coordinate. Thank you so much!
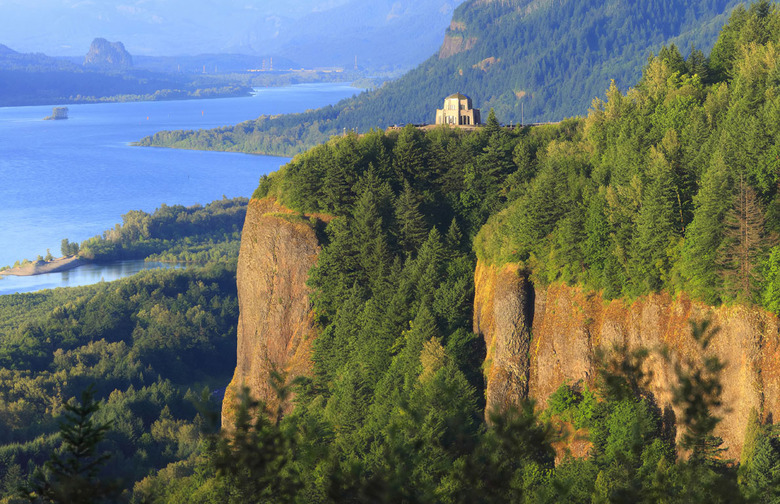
[
  {"left": 131, "top": 4, "right": 780, "bottom": 502},
  {"left": 137, "top": 0, "right": 743, "bottom": 156},
  {"left": 7, "top": 3, "right": 780, "bottom": 503}
]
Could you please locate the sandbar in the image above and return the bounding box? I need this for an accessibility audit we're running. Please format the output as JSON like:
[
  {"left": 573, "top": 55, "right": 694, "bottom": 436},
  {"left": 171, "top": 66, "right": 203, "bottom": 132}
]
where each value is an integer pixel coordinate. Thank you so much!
[{"left": 0, "top": 256, "right": 87, "bottom": 277}]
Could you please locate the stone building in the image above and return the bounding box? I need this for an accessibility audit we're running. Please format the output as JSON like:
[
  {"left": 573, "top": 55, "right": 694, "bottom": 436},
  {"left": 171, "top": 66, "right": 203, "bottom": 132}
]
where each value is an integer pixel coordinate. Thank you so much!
[{"left": 435, "top": 93, "right": 481, "bottom": 126}]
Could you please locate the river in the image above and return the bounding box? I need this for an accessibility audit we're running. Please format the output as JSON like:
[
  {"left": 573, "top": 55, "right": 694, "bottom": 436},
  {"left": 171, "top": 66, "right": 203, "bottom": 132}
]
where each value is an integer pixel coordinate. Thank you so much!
[{"left": 0, "top": 83, "right": 357, "bottom": 294}]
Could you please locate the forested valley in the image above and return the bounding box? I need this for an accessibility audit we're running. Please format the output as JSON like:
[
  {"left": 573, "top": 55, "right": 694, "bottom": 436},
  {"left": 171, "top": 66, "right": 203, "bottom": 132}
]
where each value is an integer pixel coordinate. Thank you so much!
[
  {"left": 0, "top": 198, "right": 250, "bottom": 502},
  {"left": 5, "top": 2, "right": 780, "bottom": 503}
]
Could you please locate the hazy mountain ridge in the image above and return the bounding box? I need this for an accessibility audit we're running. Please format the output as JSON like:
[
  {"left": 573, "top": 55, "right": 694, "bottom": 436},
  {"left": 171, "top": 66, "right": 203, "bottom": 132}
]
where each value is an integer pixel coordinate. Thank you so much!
[
  {"left": 0, "top": 41, "right": 251, "bottom": 107},
  {"left": 256, "top": 0, "right": 459, "bottom": 71},
  {"left": 0, "top": 0, "right": 463, "bottom": 73},
  {"left": 138, "top": 0, "right": 745, "bottom": 156}
]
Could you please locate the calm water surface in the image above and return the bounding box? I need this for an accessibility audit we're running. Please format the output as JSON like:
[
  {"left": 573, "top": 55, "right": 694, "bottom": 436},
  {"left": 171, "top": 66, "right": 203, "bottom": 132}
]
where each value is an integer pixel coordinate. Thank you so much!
[
  {"left": 0, "top": 261, "right": 184, "bottom": 296},
  {"left": 0, "top": 83, "right": 356, "bottom": 294}
]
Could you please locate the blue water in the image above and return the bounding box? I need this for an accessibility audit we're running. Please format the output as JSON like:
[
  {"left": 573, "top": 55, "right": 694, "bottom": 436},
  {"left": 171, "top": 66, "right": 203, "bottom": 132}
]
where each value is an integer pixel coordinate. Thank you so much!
[
  {"left": 0, "top": 261, "right": 185, "bottom": 296},
  {"left": 0, "top": 82, "right": 356, "bottom": 293},
  {"left": 0, "top": 83, "right": 355, "bottom": 264}
]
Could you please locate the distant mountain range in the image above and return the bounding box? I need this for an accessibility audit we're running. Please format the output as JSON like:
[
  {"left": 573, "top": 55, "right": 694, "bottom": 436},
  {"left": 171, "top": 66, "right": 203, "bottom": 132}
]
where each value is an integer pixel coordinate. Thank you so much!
[
  {"left": 1, "top": 0, "right": 463, "bottom": 73},
  {"left": 0, "top": 40, "right": 252, "bottom": 107},
  {"left": 241, "top": 0, "right": 461, "bottom": 71}
]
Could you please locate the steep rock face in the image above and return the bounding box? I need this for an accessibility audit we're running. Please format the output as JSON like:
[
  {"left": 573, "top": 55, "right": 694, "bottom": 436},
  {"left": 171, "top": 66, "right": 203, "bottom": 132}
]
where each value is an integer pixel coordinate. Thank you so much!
[
  {"left": 474, "top": 261, "right": 780, "bottom": 459},
  {"left": 222, "top": 197, "right": 324, "bottom": 427},
  {"left": 474, "top": 262, "right": 532, "bottom": 413},
  {"left": 84, "top": 38, "right": 133, "bottom": 69},
  {"left": 438, "top": 20, "right": 477, "bottom": 59}
]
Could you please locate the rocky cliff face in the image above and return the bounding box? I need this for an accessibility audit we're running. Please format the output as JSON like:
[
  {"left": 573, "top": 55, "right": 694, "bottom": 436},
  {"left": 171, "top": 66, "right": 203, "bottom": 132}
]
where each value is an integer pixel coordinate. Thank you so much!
[
  {"left": 225, "top": 201, "right": 780, "bottom": 456},
  {"left": 474, "top": 260, "right": 780, "bottom": 459},
  {"left": 438, "top": 20, "right": 477, "bottom": 59},
  {"left": 222, "top": 198, "right": 324, "bottom": 427},
  {"left": 84, "top": 38, "right": 133, "bottom": 69}
]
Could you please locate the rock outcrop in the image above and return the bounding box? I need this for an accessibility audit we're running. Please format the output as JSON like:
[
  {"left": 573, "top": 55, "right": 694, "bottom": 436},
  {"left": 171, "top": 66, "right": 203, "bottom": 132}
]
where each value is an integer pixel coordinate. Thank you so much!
[
  {"left": 84, "top": 38, "right": 133, "bottom": 70},
  {"left": 438, "top": 20, "right": 477, "bottom": 59},
  {"left": 474, "top": 260, "right": 780, "bottom": 459},
  {"left": 43, "top": 107, "right": 68, "bottom": 120},
  {"left": 474, "top": 262, "right": 532, "bottom": 413},
  {"left": 222, "top": 197, "right": 325, "bottom": 427}
]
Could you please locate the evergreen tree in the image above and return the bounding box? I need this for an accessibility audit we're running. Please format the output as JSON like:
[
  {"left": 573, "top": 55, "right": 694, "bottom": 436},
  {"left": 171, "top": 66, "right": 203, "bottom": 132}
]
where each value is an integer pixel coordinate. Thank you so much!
[
  {"left": 392, "top": 125, "right": 428, "bottom": 189},
  {"left": 322, "top": 154, "right": 354, "bottom": 214},
  {"left": 740, "top": 423, "right": 780, "bottom": 503},
  {"left": 584, "top": 189, "right": 611, "bottom": 288},
  {"left": 719, "top": 174, "right": 769, "bottom": 301},
  {"left": 26, "top": 386, "right": 118, "bottom": 504},
  {"left": 630, "top": 148, "right": 678, "bottom": 293},
  {"left": 445, "top": 218, "right": 463, "bottom": 252},
  {"left": 682, "top": 155, "right": 732, "bottom": 303},
  {"left": 687, "top": 45, "right": 710, "bottom": 82},
  {"left": 395, "top": 181, "right": 429, "bottom": 256},
  {"left": 659, "top": 44, "right": 687, "bottom": 75},
  {"left": 484, "top": 109, "right": 501, "bottom": 137}
]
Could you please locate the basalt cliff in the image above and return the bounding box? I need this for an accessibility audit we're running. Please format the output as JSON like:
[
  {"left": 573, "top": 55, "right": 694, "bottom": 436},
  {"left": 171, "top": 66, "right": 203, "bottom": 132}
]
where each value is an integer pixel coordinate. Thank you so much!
[
  {"left": 221, "top": 198, "right": 324, "bottom": 426},
  {"left": 226, "top": 199, "right": 780, "bottom": 458},
  {"left": 474, "top": 261, "right": 780, "bottom": 459}
]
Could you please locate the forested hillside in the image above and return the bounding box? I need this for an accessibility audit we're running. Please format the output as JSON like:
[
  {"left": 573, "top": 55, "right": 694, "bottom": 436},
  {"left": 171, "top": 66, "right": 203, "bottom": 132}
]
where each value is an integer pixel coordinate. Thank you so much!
[
  {"left": 131, "top": 4, "right": 780, "bottom": 502},
  {"left": 6, "top": 3, "right": 780, "bottom": 503},
  {"left": 476, "top": 1, "right": 780, "bottom": 307},
  {"left": 0, "top": 199, "right": 250, "bottom": 502},
  {"left": 137, "top": 0, "right": 743, "bottom": 156},
  {"left": 0, "top": 264, "right": 239, "bottom": 502}
]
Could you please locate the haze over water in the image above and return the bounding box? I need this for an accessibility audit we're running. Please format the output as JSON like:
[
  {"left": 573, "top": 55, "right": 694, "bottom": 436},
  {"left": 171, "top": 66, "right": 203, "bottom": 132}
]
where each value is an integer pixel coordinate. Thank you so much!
[{"left": 0, "top": 83, "right": 356, "bottom": 284}]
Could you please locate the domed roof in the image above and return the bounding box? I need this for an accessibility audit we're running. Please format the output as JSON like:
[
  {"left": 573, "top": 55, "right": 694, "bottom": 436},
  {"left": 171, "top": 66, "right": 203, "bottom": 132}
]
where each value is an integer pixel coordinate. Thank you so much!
[{"left": 446, "top": 92, "right": 471, "bottom": 100}]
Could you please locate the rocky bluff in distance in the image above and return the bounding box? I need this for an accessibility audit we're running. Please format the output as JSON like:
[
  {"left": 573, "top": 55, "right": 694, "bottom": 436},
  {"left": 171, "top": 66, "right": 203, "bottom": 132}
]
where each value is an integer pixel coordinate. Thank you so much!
[{"left": 84, "top": 38, "right": 133, "bottom": 70}]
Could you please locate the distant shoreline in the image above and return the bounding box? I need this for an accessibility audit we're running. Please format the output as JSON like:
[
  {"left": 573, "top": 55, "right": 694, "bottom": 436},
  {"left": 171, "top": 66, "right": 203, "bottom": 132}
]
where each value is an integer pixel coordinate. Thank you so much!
[{"left": 0, "top": 256, "right": 87, "bottom": 277}]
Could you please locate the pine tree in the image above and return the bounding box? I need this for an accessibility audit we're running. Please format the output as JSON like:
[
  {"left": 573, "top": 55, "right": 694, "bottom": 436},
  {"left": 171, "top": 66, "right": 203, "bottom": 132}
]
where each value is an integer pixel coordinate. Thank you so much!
[
  {"left": 392, "top": 124, "right": 427, "bottom": 188},
  {"left": 395, "top": 181, "right": 428, "bottom": 256},
  {"left": 484, "top": 108, "right": 501, "bottom": 137},
  {"left": 630, "top": 148, "right": 678, "bottom": 293},
  {"left": 445, "top": 218, "right": 463, "bottom": 252},
  {"left": 353, "top": 183, "right": 392, "bottom": 289},
  {"left": 740, "top": 424, "right": 780, "bottom": 502},
  {"left": 584, "top": 189, "right": 611, "bottom": 287},
  {"left": 26, "top": 386, "right": 118, "bottom": 504},
  {"left": 682, "top": 154, "right": 732, "bottom": 303},
  {"left": 658, "top": 44, "right": 687, "bottom": 75},
  {"left": 322, "top": 155, "right": 354, "bottom": 214},
  {"left": 687, "top": 45, "right": 710, "bottom": 83},
  {"left": 719, "top": 174, "right": 768, "bottom": 301}
]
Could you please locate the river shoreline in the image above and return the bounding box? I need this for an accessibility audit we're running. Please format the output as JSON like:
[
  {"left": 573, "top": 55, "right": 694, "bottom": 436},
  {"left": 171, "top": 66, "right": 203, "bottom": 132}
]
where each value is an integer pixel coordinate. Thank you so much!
[{"left": 0, "top": 256, "right": 86, "bottom": 277}]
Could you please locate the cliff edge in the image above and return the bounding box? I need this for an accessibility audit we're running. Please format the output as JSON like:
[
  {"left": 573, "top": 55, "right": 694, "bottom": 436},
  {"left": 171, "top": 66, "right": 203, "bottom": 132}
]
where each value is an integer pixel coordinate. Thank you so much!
[
  {"left": 474, "top": 260, "right": 780, "bottom": 459},
  {"left": 222, "top": 197, "right": 324, "bottom": 427}
]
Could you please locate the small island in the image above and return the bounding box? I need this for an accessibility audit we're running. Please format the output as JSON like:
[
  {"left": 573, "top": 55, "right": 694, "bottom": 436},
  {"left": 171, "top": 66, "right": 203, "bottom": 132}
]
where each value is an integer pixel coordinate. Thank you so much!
[{"left": 43, "top": 107, "right": 69, "bottom": 120}]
